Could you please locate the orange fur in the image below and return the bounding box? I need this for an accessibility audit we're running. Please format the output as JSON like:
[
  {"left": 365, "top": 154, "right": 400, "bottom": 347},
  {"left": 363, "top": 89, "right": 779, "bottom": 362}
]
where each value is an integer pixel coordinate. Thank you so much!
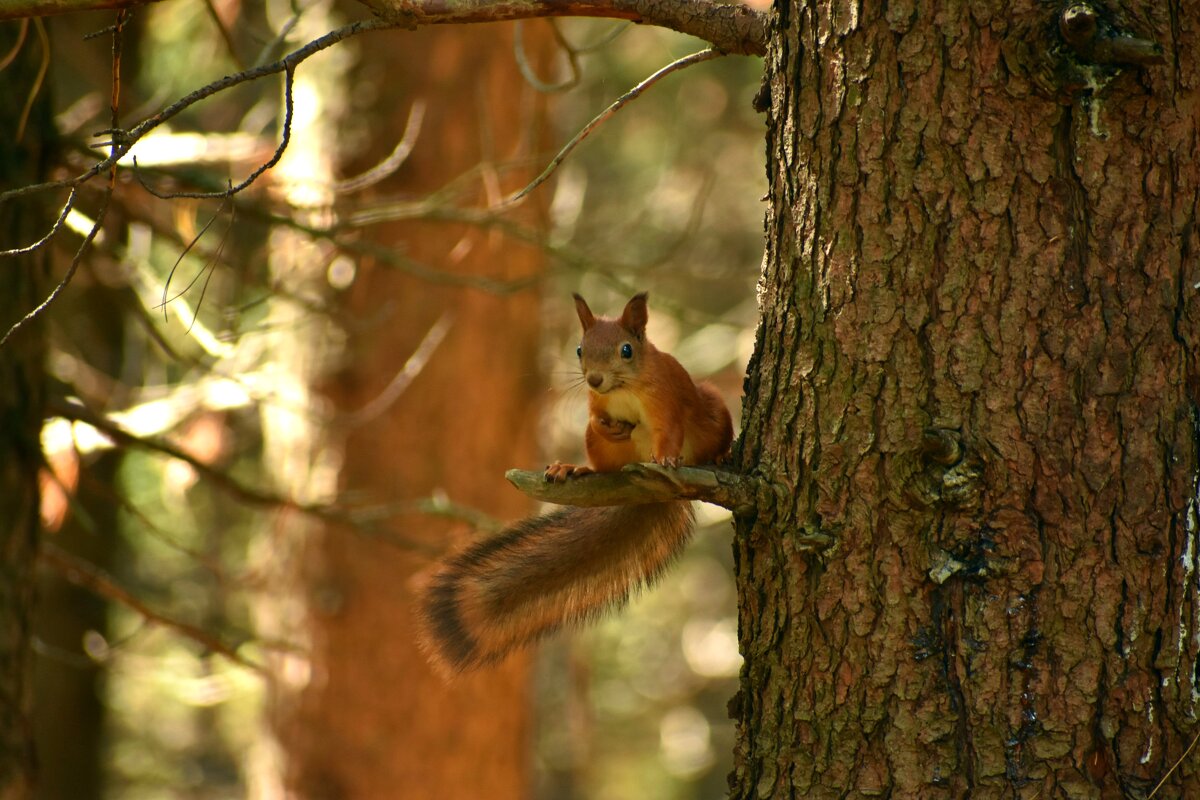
[{"left": 416, "top": 293, "right": 733, "bottom": 674}]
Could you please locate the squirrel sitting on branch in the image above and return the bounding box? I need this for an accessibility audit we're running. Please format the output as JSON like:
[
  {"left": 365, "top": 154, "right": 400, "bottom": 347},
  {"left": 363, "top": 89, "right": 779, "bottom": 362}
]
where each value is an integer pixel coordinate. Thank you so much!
[{"left": 416, "top": 292, "right": 734, "bottom": 674}]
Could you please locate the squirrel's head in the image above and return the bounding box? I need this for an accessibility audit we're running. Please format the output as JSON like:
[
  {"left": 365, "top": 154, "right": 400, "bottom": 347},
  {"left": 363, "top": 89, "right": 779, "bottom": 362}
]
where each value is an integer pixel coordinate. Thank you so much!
[{"left": 572, "top": 293, "right": 648, "bottom": 394}]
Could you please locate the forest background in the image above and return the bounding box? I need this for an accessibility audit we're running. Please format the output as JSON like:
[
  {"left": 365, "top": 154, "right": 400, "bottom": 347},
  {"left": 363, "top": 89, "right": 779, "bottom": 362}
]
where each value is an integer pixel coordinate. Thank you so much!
[
  {"left": 3, "top": 2, "right": 765, "bottom": 798},
  {"left": 11, "top": 0, "right": 1199, "bottom": 797}
]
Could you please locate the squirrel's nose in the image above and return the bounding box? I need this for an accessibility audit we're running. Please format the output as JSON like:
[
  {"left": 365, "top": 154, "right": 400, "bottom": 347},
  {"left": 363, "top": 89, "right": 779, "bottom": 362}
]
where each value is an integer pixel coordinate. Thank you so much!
[{"left": 587, "top": 373, "right": 603, "bottom": 389}]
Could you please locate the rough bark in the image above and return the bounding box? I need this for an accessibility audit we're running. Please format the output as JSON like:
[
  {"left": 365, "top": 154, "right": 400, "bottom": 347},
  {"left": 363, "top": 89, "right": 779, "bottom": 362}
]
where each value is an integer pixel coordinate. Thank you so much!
[
  {"left": 275, "top": 24, "right": 551, "bottom": 799},
  {"left": 731, "top": 1, "right": 1200, "bottom": 798},
  {"left": 361, "top": 0, "right": 767, "bottom": 56},
  {"left": 0, "top": 20, "right": 53, "bottom": 800},
  {"left": 1, "top": 0, "right": 767, "bottom": 57},
  {"left": 0, "top": 0, "right": 156, "bottom": 19}
]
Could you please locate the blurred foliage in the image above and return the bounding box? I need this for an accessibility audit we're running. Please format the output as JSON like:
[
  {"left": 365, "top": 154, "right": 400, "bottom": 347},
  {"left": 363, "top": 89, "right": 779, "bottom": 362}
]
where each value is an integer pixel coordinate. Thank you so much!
[
  {"left": 543, "top": 20, "right": 764, "bottom": 321},
  {"left": 105, "top": 441, "right": 265, "bottom": 799},
  {"left": 29, "top": 3, "right": 763, "bottom": 798},
  {"left": 533, "top": 19, "right": 763, "bottom": 800}
]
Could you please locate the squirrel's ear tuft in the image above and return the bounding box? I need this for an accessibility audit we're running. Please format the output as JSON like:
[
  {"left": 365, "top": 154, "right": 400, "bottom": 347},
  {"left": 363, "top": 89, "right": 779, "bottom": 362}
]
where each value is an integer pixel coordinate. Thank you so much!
[
  {"left": 621, "top": 293, "right": 648, "bottom": 338},
  {"left": 573, "top": 294, "right": 596, "bottom": 331}
]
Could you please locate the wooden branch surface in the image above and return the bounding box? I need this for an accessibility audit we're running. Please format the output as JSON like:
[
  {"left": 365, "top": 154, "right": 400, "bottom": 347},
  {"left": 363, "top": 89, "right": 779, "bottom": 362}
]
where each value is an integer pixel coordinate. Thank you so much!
[
  {"left": 506, "top": 463, "right": 759, "bottom": 513},
  {"left": 0, "top": 0, "right": 160, "bottom": 19},
  {"left": 362, "top": 0, "right": 767, "bottom": 56},
  {"left": 5, "top": 0, "right": 766, "bottom": 56}
]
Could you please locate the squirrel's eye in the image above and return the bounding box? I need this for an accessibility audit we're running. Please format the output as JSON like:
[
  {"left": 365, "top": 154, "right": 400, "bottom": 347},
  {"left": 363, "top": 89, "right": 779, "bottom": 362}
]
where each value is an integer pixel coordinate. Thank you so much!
[
  {"left": 576, "top": 345, "right": 582, "bottom": 358},
  {"left": 620, "top": 343, "right": 633, "bottom": 359}
]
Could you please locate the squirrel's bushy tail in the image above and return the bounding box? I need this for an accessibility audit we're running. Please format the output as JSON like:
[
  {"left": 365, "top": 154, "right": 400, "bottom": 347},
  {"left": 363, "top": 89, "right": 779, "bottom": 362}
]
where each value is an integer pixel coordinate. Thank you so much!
[{"left": 417, "top": 502, "right": 694, "bottom": 674}]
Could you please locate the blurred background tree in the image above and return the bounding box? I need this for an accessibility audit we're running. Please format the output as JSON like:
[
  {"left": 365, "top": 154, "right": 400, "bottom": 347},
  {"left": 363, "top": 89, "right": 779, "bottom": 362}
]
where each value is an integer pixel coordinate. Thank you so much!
[
  {"left": 2, "top": 2, "right": 763, "bottom": 798},
  {"left": 2, "top": 18, "right": 53, "bottom": 800}
]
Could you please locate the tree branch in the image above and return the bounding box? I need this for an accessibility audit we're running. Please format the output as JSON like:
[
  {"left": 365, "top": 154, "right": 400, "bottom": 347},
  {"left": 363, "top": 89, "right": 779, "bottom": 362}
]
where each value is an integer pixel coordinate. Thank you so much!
[
  {"left": 6, "top": 0, "right": 766, "bottom": 55},
  {"left": 49, "top": 398, "right": 336, "bottom": 519},
  {"left": 505, "top": 462, "right": 760, "bottom": 514},
  {"left": 503, "top": 46, "right": 720, "bottom": 205},
  {"left": 39, "top": 542, "right": 266, "bottom": 673},
  {"left": 363, "top": 0, "right": 766, "bottom": 56},
  {"left": 0, "top": 0, "right": 162, "bottom": 20}
]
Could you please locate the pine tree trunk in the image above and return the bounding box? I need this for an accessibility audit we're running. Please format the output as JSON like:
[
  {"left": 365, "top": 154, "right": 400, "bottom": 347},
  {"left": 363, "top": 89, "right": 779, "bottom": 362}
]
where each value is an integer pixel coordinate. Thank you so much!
[
  {"left": 0, "top": 20, "right": 52, "bottom": 800},
  {"left": 274, "top": 24, "right": 552, "bottom": 798},
  {"left": 731, "top": 2, "right": 1200, "bottom": 797}
]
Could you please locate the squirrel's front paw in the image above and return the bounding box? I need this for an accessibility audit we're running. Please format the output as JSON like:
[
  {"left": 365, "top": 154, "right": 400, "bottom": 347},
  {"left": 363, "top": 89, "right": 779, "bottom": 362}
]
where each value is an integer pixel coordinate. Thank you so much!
[
  {"left": 545, "top": 462, "right": 594, "bottom": 482},
  {"left": 652, "top": 455, "right": 682, "bottom": 469},
  {"left": 593, "top": 414, "right": 635, "bottom": 442}
]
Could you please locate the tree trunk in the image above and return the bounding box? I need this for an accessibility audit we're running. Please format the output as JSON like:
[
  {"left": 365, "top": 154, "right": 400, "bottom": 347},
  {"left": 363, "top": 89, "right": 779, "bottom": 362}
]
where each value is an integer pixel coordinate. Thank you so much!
[
  {"left": 274, "top": 24, "right": 552, "bottom": 799},
  {"left": 731, "top": 2, "right": 1200, "bottom": 798},
  {"left": 33, "top": 456, "right": 115, "bottom": 800},
  {"left": 0, "top": 20, "right": 53, "bottom": 800}
]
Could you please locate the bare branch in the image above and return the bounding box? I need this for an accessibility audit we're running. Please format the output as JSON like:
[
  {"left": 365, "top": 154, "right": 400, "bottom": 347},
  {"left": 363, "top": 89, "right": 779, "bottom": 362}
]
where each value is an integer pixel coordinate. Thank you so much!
[
  {"left": 0, "top": 12, "right": 125, "bottom": 347},
  {"left": 133, "top": 67, "right": 296, "bottom": 200},
  {"left": 48, "top": 397, "right": 337, "bottom": 518},
  {"left": 363, "top": 0, "right": 768, "bottom": 56},
  {"left": 5, "top": 0, "right": 768, "bottom": 55},
  {"left": 239, "top": 201, "right": 543, "bottom": 294},
  {"left": 503, "top": 46, "right": 720, "bottom": 206},
  {"left": 0, "top": 16, "right": 27, "bottom": 65},
  {"left": 505, "top": 462, "right": 760, "bottom": 514},
  {"left": 0, "top": 19, "right": 386, "bottom": 207},
  {"left": 341, "top": 312, "right": 455, "bottom": 428},
  {"left": 15, "top": 17, "right": 49, "bottom": 142},
  {"left": 158, "top": 195, "right": 231, "bottom": 319},
  {"left": 334, "top": 99, "right": 427, "bottom": 194},
  {"left": 39, "top": 542, "right": 266, "bottom": 674},
  {"left": 0, "top": 187, "right": 75, "bottom": 257},
  {"left": 0, "top": 0, "right": 162, "bottom": 19},
  {"left": 202, "top": 0, "right": 245, "bottom": 71},
  {"left": 513, "top": 20, "right": 582, "bottom": 93}
]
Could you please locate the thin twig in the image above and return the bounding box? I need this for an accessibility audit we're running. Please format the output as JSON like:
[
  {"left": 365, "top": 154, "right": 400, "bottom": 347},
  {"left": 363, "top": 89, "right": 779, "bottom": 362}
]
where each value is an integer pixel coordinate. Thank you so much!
[
  {"left": 134, "top": 66, "right": 296, "bottom": 200},
  {"left": 202, "top": 0, "right": 246, "bottom": 71},
  {"left": 513, "top": 20, "right": 579, "bottom": 93},
  {"left": 0, "top": 187, "right": 76, "bottom": 258},
  {"left": 82, "top": 24, "right": 116, "bottom": 41},
  {"left": 0, "top": 19, "right": 388, "bottom": 344},
  {"left": 69, "top": 457, "right": 230, "bottom": 581},
  {"left": 334, "top": 99, "right": 427, "bottom": 194},
  {"left": 337, "top": 235, "right": 539, "bottom": 295},
  {"left": 501, "top": 47, "right": 722, "bottom": 207},
  {"left": 185, "top": 198, "right": 234, "bottom": 335},
  {"left": 0, "top": 16, "right": 28, "bottom": 70},
  {"left": 253, "top": 11, "right": 299, "bottom": 68},
  {"left": 15, "top": 17, "right": 49, "bottom": 143},
  {"left": 0, "top": 19, "right": 387, "bottom": 206},
  {"left": 0, "top": 13, "right": 126, "bottom": 348},
  {"left": 159, "top": 195, "right": 232, "bottom": 319},
  {"left": 412, "top": 494, "right": 503, "bottom": 535},
  {"left": 240, "top": 200, "right": 541, "bottom": 294},
  {"left": 1146, "top": 728, "right": 1200, "bottom": 799},
  {"left": 39, "top": 542, "right": 266, "bottom": 674},
  {"left": 49, "top": 397, "right": 332, "bottom": 517},
  {"left": 568, "top": 19, "right": 629, "bottom": 54},
  {"left": 341, "top": 312, "right": 454, "bottom": 428}
]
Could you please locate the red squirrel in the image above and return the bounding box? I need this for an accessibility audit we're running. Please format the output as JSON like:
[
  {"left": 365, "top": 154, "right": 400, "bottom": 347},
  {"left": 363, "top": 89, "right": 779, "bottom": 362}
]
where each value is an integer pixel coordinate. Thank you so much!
[{"left": 417, "top": 293, "right": 734, "bottom": 674}]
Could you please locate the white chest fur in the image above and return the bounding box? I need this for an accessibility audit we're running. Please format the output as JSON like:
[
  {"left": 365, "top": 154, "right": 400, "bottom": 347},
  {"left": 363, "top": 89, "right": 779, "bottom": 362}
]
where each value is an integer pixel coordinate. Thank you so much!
[{"left": 602, "top": 388, "right": 655, "bottom": 461}]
